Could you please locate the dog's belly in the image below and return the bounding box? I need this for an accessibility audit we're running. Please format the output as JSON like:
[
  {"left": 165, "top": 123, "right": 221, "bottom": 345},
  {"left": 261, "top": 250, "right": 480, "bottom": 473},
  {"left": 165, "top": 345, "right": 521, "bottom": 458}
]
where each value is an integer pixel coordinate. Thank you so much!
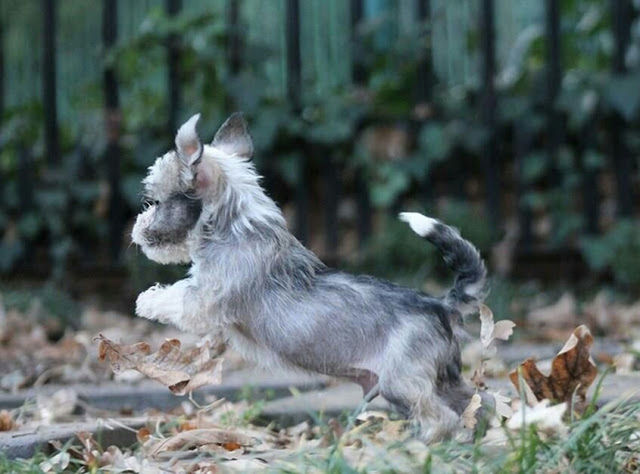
[
  {"left": 224, "top": 324, "right": 293, "bottom": 371},
  {"left": 225, "top": 322, "right": 381, "bottom": 393}
]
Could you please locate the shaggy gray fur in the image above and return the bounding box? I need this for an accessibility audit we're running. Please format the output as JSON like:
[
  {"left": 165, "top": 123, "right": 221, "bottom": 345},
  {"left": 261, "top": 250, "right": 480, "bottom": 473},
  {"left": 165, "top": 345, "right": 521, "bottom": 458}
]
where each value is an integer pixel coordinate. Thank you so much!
[{"left": 131, "top": 113, "right": 488, "bottom": 443}]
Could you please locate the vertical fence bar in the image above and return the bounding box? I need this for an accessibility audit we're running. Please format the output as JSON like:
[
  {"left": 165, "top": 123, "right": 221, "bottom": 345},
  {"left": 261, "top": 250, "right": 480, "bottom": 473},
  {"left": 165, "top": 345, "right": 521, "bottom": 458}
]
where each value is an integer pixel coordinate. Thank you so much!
[
  {"left": 0, "top": 4, "right": 4, "bottom": 121},
  {"left": 43, "top": 0, "right": 59, "bottom": 164},
  {"left": 580, "top": 122, "right": 600, "bottom": 234},
  {"left": 351, "top": 0, "right": 372, "bottom": 248},
  {"left": 166, "top": 0, "right": 181, "bottom": 136},
  {"left": 103, "top": 0, "right": 123, "bottom": 262},
  {"left": 323, "top": 146, "right": 340, "bottom": 265},
  {"left": 610, "top": 0, "right": 634, "bottom": 216},
  {"left": 0, "top": 5, "right": 4, "bottom": 200},
  {"left": 17, "top": 144, "right": 33, "bottom": 262},
  {"left": 225, "top": 0, "right": 241, "bottom": 112},
  {"left": 479, "top": 0, "right": 500, "bottom": 230},
  {"left": 514, "top": 121, "right": 533, "bottom": 249},
  {"left": 416, "top": 0, "right": 432, "bottom": 104},
  {"left": 286, "top": 0, "right": 309, "bottom": 245},
  {"left": 545, "top": 0, "right": 561, "bottom": 187},
  {"left": 286, "top": 0, "right": 302, "bottom": 111},
  {"left": 415, "top": 0, "right": 433, "bottom": 207},
  {"left": 227, "top": 0, "right": 241, "bottom": 75},
  {"left": 351, "top": 0, "right": 366, "bottom": 85},
  {"left": 18, "top": 146, "right": 33, "bottom": 211}
]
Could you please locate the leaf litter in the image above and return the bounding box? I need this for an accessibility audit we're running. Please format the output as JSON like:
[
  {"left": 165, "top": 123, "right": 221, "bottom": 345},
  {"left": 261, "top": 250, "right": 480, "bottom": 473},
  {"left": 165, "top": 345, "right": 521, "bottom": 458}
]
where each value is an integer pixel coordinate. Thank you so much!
[
  {"left": 96, "top": 335, "right": 223, "bottom": 395},
  {"left": 2, "top": 290, "right": 640, "bottom": 471}
]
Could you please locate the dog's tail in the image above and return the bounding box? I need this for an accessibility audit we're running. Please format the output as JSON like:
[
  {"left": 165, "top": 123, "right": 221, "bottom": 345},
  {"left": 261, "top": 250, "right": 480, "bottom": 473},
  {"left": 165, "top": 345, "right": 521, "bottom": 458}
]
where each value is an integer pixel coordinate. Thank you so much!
[{"left": 399, "top": 212, "right": 487, "bottom": 314}]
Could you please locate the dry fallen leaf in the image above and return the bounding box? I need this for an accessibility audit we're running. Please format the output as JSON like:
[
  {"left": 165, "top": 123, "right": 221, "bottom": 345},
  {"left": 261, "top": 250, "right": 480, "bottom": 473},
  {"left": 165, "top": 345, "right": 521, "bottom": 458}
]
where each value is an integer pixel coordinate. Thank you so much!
[
  {"left": 96, "top": 335, "right": 223, "bottom": 395},
  {"left": 583, "top": 292, "right": 640, "bottom": 335},
  {"left": 222, "top": 440, "right": 243, "bottom": 451},
  {"left": 490, "top": 391, "right": 513, "bottom": 419},
  {"left": 509, "top": 325, "right": 598, "bottom": 409},
  {"left": 99, "top": 445, "right": 141, "bottom": 472},
  {"left": 39, "top": 451, "right": 71, "bottom": 473},
  {"left": 0, "top": 410, "right": 15, "bottom": 431},
  {"left": 479, "top": 304, "right": 516, "bottom": 350},
  {"left": 75, "top": 431, "right": 101, "bottom": 470},
  {"left": 137, "top": 427, "right": 151, "bottom": 444},
  {"left": 461, "top": 394, "right": 482, "bottom": 429},
  {"left": 613, "top": 353, "right": 635, "bottom": 374},
  {"left": 37, "top": 388, "right": 78, "bottom": 423},
  {"left": 471, "top": 305, "right": 515, "bottom": 390},
  {"left": 528, "top": 293, "right": 577, "bottom": 329},
  {"left": 150, "top": 428, "right": 253, "bottom": 456}
]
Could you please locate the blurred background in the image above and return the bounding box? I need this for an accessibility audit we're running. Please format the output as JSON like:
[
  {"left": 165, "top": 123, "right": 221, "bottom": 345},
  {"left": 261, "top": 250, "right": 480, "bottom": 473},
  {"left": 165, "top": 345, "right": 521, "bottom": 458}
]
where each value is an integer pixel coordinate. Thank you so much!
[{"left": 1, "top": 0, "right": 639, "bottom": 319}]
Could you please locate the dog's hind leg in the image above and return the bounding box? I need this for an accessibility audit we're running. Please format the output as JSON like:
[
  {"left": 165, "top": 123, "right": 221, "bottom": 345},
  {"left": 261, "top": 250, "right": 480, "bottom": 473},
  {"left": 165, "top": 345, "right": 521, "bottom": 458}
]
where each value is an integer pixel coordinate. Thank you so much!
[
  {"left": 378, "top": 332, "right": 462, "bottom": 442},
  {"left": 381, "top": 375, "right": 460, "bottom": 442}
]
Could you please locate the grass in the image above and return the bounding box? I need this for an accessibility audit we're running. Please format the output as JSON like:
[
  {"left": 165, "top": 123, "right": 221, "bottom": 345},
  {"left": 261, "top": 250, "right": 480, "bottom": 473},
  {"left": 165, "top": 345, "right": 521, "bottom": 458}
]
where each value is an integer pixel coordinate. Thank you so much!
[
  {"left": 306, "top": 400, "right": 640, "bottom": 473},
  {"left": 0, "top": 452, "right": 49, "bottom": 474},
  {"left": 2, "top": 396, "right": 639, "bottom": 473}
]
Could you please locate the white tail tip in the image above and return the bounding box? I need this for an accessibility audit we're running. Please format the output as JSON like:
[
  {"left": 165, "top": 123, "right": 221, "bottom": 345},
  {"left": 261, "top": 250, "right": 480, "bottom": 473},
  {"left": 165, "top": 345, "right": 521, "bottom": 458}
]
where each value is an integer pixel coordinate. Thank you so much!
[{"left": 399, "top": 212, "right": 438, "bottom": 237}]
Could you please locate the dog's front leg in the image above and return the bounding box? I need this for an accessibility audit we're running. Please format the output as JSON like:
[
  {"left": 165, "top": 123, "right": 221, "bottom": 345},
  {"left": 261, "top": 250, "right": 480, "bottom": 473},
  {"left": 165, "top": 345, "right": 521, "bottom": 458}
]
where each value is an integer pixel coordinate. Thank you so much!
[{"left": 135, "top": 279, "right": 194, "bottom": 327}]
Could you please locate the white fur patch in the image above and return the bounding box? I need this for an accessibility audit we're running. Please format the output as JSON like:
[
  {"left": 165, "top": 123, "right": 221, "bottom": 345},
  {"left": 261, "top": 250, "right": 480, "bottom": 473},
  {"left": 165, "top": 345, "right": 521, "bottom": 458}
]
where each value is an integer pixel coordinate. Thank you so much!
[
  {"left": 131, "top": 206, "right": 155, "bottom": 247},
  {"left": 399, "top": 212, "right": 438, "bottom": 237},
  {"left": 142, "top": 152, "right": 184, "bottom": 202},
  {"left": 136, "top": 280, "right": 191, "bottom": 325},
  {"left": 464, "top": 279, "right": 485, "bottom": 297},
  {"left": 131, "top": 205, "right": 191, "bottom": 264}
]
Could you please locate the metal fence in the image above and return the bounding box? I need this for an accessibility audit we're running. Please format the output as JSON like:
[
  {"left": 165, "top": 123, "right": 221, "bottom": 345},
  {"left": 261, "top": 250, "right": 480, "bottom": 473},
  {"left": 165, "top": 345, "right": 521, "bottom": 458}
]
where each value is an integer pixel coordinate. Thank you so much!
[{"left": 1, "top": 0, "right": 638, "bottom": 277}]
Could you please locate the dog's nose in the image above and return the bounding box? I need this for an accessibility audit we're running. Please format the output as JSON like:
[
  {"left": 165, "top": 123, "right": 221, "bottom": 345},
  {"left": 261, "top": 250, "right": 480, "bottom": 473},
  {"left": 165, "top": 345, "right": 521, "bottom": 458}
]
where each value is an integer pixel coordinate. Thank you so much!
[{"left": 131, "top": 206, "right": 156, "bottom": 245}]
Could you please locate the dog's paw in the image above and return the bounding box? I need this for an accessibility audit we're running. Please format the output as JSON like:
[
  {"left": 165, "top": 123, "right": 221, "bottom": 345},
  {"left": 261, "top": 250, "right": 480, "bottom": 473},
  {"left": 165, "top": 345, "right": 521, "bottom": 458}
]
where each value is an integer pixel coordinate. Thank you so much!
[{"left": 135, "top": 284, "right": 164, "bottom": 321}]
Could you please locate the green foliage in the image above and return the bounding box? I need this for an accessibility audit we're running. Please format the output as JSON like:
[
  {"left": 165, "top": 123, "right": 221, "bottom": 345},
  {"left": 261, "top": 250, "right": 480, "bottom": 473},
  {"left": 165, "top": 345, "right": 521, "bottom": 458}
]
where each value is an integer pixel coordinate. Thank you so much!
[
  {"left": 1, "top": 0, "right": 640, "bottom": 288},
  {"left": 582, "top": 220, "right": 640, "bottom": 287},
  {"left": 1, "top": 285, "right": 80, "bottom": 333},
  {"left": 352, "top": 200, "right": 492, "bottom": 287},
  {"left": 0, "top": 452, "right": 50, "bottom": 474},
  {"left": 124, "top": 250, "right": 189, "bottom": 295},
  {"left": 351, "top": 216, "right": 438, "bottom": 285}
]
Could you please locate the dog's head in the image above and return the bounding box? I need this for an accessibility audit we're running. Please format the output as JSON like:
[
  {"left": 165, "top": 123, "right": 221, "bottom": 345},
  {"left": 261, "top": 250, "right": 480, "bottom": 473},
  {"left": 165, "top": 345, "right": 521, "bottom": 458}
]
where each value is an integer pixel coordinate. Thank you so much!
[{"left": 131, "top": 112, "right": 254, "bottom": 264}]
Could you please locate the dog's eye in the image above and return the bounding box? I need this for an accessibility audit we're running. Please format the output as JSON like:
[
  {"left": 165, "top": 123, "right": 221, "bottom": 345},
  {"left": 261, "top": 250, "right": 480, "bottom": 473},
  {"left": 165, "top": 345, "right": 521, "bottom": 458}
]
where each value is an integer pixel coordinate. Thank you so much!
[{"left": 143, "top": 198, "right": 159, "bottom": 208}]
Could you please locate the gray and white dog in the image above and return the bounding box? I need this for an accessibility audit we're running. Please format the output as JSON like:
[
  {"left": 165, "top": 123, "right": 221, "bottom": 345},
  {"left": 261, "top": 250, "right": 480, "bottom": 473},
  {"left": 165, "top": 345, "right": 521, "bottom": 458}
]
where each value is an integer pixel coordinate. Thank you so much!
[{"left": 132, "top": 113, "right": 487, "bottom": 442}]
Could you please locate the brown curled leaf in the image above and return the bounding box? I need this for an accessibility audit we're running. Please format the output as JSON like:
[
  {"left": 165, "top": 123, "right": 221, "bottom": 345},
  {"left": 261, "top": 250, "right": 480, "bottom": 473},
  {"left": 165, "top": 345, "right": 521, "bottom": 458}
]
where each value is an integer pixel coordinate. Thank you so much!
[
  {"left": 137, "top": 427, "right": 151, "bottom": 444},
  {"left": 95, "top": 334, "right": 223, "bottom": 395},
  {"left": 510, "top": 325, "right": 598, "bottom": 409},
  {"left": 0, "top": 410, "right": 15, "bottom": 431}
]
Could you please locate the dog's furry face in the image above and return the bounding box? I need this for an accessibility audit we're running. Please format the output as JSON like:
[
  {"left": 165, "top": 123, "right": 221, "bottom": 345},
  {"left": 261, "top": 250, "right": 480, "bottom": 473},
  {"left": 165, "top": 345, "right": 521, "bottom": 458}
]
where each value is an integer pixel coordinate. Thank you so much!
[
  {"left": 131, "top": 112, "right": 262, "bottom": 264},
  {"left": 131, "top": 149, "right": 202, "bottom": 263}
]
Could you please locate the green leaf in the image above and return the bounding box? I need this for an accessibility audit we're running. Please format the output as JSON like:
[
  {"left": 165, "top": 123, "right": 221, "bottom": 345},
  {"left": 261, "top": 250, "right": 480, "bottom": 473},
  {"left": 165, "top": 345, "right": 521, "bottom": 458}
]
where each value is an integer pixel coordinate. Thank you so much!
[
  {"left": 522, "top": 152, "right": 547, "bottom": 182},
  {"left": 0, "top": 240, "right": 24, "bottom": 271},
  {"left": 17, "top": 213, "right": 42, "bottom": 239},
  {"left": 583, "top": 150, "right": 605, "bottom": 170},
  {"left": 603, "top": 73, "right": 640, "bottom": 120},
  {"left": 370, "top": 166, "right": 409, "bottom": 208},
  {"left": 419, "top": 123, "right": 451, "bottom": 162},
  {"left": 276, "top": 153, "right": 302, "bottom": 186}
]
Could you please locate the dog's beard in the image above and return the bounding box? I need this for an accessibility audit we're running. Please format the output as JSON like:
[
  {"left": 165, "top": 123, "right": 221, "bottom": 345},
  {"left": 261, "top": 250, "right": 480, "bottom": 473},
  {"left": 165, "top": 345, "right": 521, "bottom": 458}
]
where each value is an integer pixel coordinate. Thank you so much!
[{"left": 132, "top": 206, "right": 191, "bottom": 264}]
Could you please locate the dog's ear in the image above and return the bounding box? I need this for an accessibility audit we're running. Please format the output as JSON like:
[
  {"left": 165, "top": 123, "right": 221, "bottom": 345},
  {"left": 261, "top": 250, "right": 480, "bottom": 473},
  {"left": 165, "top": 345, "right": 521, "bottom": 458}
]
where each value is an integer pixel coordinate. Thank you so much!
[
  {"left": 212, "top": 112, "right": 253, "bottom": 158},
  {"left": 175, "top": 113, "right": 203, "bottom": 166}
]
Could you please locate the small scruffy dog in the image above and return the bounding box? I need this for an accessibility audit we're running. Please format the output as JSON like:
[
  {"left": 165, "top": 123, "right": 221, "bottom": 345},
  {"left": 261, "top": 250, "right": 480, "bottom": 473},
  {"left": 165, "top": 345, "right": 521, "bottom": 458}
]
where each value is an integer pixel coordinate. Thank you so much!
[{"left": 132, "top": 113, "right": 487, "bottom": 442}]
